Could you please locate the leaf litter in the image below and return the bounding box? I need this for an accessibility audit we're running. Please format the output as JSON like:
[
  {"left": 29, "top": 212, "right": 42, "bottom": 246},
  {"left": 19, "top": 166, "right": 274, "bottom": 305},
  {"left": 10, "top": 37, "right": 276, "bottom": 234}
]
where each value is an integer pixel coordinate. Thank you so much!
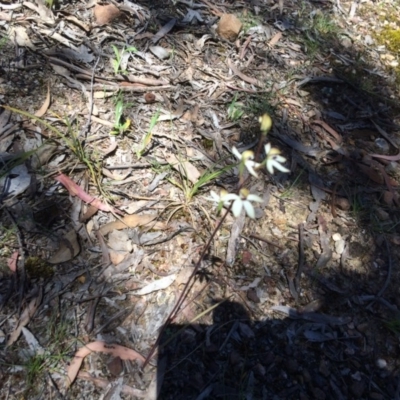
[{"left": 1, "top": 0, "right": 400, "bottom": 399}]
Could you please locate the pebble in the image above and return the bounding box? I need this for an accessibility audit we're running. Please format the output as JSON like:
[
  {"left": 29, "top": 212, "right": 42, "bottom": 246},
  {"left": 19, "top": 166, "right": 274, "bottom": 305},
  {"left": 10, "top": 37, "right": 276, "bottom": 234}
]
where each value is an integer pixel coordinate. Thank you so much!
[
  {"left": 376, "top": 358, "right": 387, "bottom": 369},
  {"left": 335, "top": 239, "right": 345, "bottom": 254},
  {"left": 332, "top": 233, "right": 342, "bottom": 241}
]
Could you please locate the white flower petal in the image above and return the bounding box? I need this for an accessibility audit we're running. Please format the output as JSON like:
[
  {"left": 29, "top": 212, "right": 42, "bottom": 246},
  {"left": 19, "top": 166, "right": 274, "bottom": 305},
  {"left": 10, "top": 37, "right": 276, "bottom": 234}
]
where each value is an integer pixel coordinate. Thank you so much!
[
  {"left": 210, "top": 191, "right": 220, "bottom": 201},
  {"left": 267, "top": 158, "right": 290, "bottom": 174},
  {"left": 273, "top": 154, "right": 287, "bottom": 163},
  {"left": 245, "top": 160, "right": 260, "bottom": 178},
  {"left": 231, "top": 198, "right": 243, "bottom": 217},
  {"left": 264, "top": 143, "right": 271, "bottom": 155},
  {"left": 243, "top": 200, "right": 255, "bottom": 219},
  {"left": 231, "top": 147, "right": 242, "bottom": 161},
  {"left": 247, "top": 194, "right": 263, "bottom": 203},
  {"left": 223, "top": 193, "right": 240, "bottom": 202}
]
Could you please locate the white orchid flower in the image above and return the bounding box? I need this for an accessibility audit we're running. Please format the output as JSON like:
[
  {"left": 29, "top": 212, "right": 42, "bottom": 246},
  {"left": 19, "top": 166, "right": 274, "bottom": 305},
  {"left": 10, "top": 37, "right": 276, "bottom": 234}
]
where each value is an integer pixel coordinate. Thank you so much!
[
  {"left": 264, "top": 143, "right": 290, "bottom": 175},
  {"left": 231, "top": 147, "right": 261, "bottom": 178},
  {"left": 206, "top": 190, "right": 229, "bottom": 205},
  {"left": 222, "top": 188, "right": 263, "bottom": 219}
]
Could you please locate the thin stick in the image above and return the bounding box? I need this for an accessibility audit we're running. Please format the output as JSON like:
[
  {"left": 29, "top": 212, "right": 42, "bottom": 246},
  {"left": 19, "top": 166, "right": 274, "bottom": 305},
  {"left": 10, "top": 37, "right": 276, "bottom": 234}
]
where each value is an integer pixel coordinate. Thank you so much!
[{"left": 294, "top": 223, "right": 304, "bottom": 294}]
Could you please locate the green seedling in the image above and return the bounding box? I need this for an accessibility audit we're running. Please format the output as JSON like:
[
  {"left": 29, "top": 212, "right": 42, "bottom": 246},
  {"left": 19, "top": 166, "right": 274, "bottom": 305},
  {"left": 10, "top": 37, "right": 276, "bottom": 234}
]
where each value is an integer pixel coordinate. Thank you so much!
[
  {"left": 133, "top": 109, "right": 160, "bottom": 159},
  {"left": 227, "top": 94, "right": 244, "bottom": 121},
  {"left": 111, "top": 93, "right": 131, "bottom": 135},
  {"left": 2, "top": 106, "right": 107, "bottom": 199},
  {"left": 166, "top": 159, "right": 231, "bottom": 227},
  {"left": 169, "top": 164, "right": 230, "bottom": 204},
  {"left": 384, "top": 318, "right": 400, "bottom": 335},
  {"left": 280, "top": 170, "right": 304, "bottom": 199},
  {"left": 111, "top": 45, "right": 137, "bottom": 74}
]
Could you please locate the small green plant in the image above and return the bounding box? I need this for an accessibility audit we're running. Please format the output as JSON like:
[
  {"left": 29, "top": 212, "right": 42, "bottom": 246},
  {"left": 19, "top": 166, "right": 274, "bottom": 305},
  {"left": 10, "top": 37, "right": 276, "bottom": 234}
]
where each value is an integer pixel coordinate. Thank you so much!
[
  {"left": 384, "top": 318, "right": 400, "bottom": 335},
  {"left": 311, "top": 13, "right": 338, "bottom": 36},
  {"left": 240, "top": 11, "right": 261, "bottom": 34},
  {"left": 111, "top": 93, "right": 131, "bottom": 135},
  {"left": 111, "top": 45, "right": 137, "bottom": 74},
  {"left": 280, "top": 170, "right": 304, "bottom": 199},
  {"left": 0, "top": 34, "right": 8, "bottom": 50},
  {"left": 133, "top": 109, "right": 160, "bottom": 159},
  {"left": 2, "top": 106, "right": 107, "bottom": 199},
  {"left": 227, "top": 94, "right": 244, "bottom": 121},
  {"left": 166, "top": 162, "right": 230, "bottom": 226},
  {"left": 245, "top": 94, "right": 275, "bottom": 118}
]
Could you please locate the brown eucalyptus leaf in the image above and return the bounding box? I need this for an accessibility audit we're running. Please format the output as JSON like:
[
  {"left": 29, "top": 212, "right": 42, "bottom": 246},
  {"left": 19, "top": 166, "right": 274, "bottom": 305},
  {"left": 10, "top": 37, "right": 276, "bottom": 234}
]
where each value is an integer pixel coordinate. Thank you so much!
[
  {"left": 48, "top": 230, "right": 80, "bottom": 264},
  {"left": 99, "top": 214, "right": 158, "bottom": 235}
]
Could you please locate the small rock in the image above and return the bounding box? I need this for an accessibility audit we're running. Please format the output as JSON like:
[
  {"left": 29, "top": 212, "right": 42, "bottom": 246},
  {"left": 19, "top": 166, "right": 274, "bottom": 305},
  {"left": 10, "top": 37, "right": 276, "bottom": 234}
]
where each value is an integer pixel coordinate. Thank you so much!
[
  {"left": 94, "top": 4, "right": 121, "bottom": 26},
  {"left": 253, "top": 362, "right": 266, "bottom": 376},
  {"left": 375, "top": 208, "right": 389, "bottom": 221},
  {"left": 149, "top": 46, "right": 171, "bottom": 60},
  {"left": 332, "top": 233, "right": 342, "bottom": 241},
  {"left": 144, "top": 93, "right": 156, "bottom": 103},
  {"left": 108, "top": 230, "right": 132, "bottom": 252},
  {"left": 376, "top": 358, "right": 387, "bottom": 369},
  {"left": 335, "top": 239, "right": 345, "bottom": 254},
  {"left": 340, "top": 36, "right": 352, "bottom": 48},
  {"left": 216, "top": 14, "right": 242, "bottom": 41},
  {"left": 385, "top": 161, "right": 398, "bottom": 174},
  {"left": 335, "top": 197, "right": 350, "bottom": 211}
]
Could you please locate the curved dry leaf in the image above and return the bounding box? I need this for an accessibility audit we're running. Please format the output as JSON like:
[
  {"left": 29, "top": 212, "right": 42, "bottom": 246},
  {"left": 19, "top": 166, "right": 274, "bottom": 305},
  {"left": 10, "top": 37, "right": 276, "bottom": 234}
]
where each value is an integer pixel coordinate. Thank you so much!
[
  {"left": 99, "top": 213, "right": 158, "bottom": 235},
  {"left": 133, "top": 274, "right": 176, "bottom": 295},
  {"left": 9, "top": 26, "right": 36, "bottom": 49},
  {"left": 7, "top": 251, "right": 18, "bottom": 272},
  {"left": 166, "top": 154, "right": 201, "bottom": 184},
  {"left": 35, "top": 84, "right": 51, "bottom": 117},
  {"left": 0, "top": 11, "right": 11, "bottom": 21},
  {"left": 48, "top": 230, "right": 80, "bottom": 264},
  {"left": 55, "top": 174, "right": 122, "bottom": 214},
  {"left": 7, "top": 294, "right": 42, "bottom": 347},
  {"left": 66, "top": 341, "right": 145, "bottom": 388}
]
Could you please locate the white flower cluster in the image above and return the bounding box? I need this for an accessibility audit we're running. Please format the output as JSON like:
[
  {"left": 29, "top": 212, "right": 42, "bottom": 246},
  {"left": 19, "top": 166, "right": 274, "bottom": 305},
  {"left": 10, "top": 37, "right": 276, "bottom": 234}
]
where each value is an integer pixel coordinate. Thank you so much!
[{"left": 207, "top": 139, "right": 290, "bottom": 219}]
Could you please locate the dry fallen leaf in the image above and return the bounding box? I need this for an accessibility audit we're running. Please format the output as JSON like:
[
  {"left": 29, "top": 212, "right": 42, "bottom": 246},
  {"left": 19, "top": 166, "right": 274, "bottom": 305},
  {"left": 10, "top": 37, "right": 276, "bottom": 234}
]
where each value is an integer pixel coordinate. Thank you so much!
[
  {"left": 35, "top": 84, "right": 51, "bottom": 117},
  {"left": 7, "top": 293, "right": 42, "bottom": 347},
  {"left": 99, "top": 213, "right": 158, "bottom": 235},
  {"left": 66, "top": 341, "right": 145, "bottom": 388},
  {"left": 9, "top": 26, "right": 36, "bottom": 49},
  {"left": 55, "top": 174, "right": 122, "bottom": 214},
  {"left": 48, "top": 230, "right": 80, "bottom": 264},
  {"left": 133, "top": 274, "right": 176, "bottom": 295},
  {"left": 7, "top": 251, "right": 18, "bottom": 273},
  {"left": 166, "top": 154, "right": 201, "bottom": 184}
]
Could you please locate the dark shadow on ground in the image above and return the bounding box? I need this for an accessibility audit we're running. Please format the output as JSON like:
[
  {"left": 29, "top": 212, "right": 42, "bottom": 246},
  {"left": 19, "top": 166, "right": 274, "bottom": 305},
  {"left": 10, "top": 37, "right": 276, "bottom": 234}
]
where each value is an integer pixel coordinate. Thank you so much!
[{"left": 157, "top": 298, "right": 399, "bottom": 399}]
